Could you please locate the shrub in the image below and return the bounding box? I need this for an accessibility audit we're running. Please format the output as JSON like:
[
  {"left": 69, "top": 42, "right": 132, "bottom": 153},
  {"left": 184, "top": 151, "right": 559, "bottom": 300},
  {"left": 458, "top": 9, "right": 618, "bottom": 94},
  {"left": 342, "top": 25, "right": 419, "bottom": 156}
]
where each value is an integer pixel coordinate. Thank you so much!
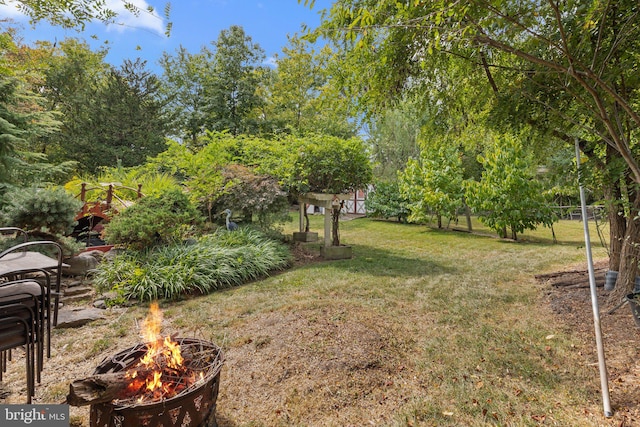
[
  {"left": 365, "top": 180, "right": 410, "bottom": 222},
  {"left": 215, "top": 164, "right": 290, "bottom": 229},
  {"left": 102, "top": 189, "right": 201, "bottom": 250},
  {"left": 94, "top": 228, "right": 292, "bottom": 302},
  {"left": 0, "top": 186, "right": 84, "bottom": 255}
]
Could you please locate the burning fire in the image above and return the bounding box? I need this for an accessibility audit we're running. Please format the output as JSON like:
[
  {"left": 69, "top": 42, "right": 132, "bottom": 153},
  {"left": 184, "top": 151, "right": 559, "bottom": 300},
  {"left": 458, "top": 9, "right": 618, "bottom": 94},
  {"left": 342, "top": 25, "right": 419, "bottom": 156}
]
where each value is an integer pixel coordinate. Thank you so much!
[{"left": 121, "top": 302, "right": 195, "bottom": 402}]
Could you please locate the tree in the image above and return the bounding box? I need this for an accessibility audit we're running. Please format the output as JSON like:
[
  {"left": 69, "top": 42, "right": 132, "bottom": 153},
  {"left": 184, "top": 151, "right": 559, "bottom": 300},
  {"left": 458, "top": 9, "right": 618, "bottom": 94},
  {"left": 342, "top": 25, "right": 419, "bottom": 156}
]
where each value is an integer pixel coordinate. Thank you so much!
[
  {"left": 400, "top": 141, "right": 465, "bottom": 229},
  {"left": 159, "top": 45, "right": 213, "bottom": 146},
  {"left": 90, "top": 58, "right": 168, "bottom": 169},
  {"left": 368, "top": 98, "right": 422, "bottom": 181},
  {"left": 290, "top": 134, "right": 372, "bottom": 246},
  {"left": 205, "top": 25, "right": 265, "bottom": 136},
  {"left": 0, "top": 30, "right": 74, "bottom": 191},
  {"left": 267, "top": 35, "right": 357, "bottom": 137},
  {"left": 0, "top": 76, "right": 24, "bottom": 184},
  {"left": 465, "top": 134, "right": 556, "bottom": 240},
  {"left": 44, "top": 43, "right": 166, "bottom": 173},
  {"left": 41, "top": 38, "right": 109, "bottom": 171},
  {"left": 365, "top": 180, "right": 410, "bottom": 223},
  {"left": 215, "top": 164, "right": 289, "bottom": 229}
]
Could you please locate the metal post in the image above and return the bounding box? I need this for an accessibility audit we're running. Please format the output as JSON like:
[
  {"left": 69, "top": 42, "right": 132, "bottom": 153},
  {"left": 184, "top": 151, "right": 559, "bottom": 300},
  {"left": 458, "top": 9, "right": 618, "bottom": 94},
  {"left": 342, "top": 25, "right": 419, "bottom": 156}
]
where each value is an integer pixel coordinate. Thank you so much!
[{"left": 575, "top": 139, "right": 613, "bottom": 417}]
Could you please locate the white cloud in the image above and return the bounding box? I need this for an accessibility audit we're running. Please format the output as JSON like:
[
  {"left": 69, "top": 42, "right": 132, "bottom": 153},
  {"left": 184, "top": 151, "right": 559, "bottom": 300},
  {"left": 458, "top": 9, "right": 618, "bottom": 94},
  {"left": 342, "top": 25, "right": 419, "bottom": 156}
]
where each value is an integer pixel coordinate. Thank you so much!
[
  {"left": 104, "top": 0, "right": 165, "bottom": 35},
  {"left": 0, "top": 0, "right": 165, "bottom": 35},
  {"left": 264, "top": 56, "right": 277, "bottom": 68},
  {"left": 0, "top": 1, "right": 25, "bottom": 18}
]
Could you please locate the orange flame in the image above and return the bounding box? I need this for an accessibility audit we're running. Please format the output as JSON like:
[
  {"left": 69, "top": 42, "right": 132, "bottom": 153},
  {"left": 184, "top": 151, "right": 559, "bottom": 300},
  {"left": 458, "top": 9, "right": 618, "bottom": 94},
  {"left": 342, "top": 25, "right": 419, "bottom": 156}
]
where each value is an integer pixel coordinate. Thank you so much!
[{"left": 134, "top": 302, "right": 184, "bottom": 394}]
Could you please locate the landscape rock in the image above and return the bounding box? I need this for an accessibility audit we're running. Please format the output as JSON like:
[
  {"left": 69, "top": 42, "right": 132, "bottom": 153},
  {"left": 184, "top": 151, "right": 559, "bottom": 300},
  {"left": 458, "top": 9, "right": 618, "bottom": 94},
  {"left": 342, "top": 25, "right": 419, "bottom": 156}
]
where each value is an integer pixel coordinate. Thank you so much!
[
  {"left": 55, "top": 307, "right": 105, "bottom": 328},
  {"left": 63, "top": 252, "right": 104, "bottom": 276}
]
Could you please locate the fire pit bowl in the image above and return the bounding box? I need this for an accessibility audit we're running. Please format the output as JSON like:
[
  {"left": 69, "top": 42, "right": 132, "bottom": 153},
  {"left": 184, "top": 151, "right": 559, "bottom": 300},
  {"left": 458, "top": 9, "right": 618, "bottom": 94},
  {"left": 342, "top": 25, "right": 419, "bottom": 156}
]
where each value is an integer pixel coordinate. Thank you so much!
[{"left": 89, "top": 337, "right": 223, "bottom": 427}]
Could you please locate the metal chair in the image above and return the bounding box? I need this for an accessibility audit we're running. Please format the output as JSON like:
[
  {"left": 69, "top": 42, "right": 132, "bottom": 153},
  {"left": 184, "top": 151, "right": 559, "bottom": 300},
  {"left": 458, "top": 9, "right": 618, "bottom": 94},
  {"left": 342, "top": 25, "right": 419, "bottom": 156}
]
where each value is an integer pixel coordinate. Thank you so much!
[
  {"left": 0, "top": 239, "right": 65, "bottom": 329},
  {"left": 0, "top": 278, "right": 46, "bottom": 403}
]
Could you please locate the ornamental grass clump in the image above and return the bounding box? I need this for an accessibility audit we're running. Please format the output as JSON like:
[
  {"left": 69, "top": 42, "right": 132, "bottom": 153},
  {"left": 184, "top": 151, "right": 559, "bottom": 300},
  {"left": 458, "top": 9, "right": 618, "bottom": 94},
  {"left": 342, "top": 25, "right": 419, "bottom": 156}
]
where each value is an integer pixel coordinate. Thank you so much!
[{"left": 94, "top": 228, "right": 291, "bottom": 302}]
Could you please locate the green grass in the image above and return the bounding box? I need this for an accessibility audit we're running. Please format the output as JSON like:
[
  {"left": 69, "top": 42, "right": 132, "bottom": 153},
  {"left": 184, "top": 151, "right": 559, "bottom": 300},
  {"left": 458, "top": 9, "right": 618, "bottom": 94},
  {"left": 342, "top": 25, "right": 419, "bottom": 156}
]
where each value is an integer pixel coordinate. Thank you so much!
[
  {"left": 202, "top": 214, "right": 609, "bottom": 426},
  {"left": 53, "top": 214, "right": 614, "bottom": 426}
]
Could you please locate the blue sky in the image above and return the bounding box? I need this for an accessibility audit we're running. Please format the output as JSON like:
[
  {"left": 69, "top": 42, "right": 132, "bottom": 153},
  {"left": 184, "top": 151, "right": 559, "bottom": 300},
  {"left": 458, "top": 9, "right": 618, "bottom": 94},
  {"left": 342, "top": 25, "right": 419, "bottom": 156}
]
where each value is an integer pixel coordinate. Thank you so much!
[{"left": 1, "top": 0, "right": 333, "bottom": 72}]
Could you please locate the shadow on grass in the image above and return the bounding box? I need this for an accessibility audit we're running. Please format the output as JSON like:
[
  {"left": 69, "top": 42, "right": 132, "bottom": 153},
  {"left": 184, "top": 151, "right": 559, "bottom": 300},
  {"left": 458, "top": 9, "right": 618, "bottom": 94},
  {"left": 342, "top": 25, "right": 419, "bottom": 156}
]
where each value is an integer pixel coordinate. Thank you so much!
[{"left": 293, "top": 243, "right": 456, "bottom": 278}]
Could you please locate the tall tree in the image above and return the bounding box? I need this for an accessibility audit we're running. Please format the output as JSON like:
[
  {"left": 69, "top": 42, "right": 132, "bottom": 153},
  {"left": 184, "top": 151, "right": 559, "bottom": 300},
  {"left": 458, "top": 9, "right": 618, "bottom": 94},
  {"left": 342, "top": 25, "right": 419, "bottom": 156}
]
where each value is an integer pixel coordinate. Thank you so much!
[
  {"left": 44, "top": 40, "right": 166, "bottom": 173},
  {"left": 0, "top": 28, "right": 74, "bottom": 190},
  {"left": 268, "top": 35, "right": 356, "bottom": 137},
  {"left": 90, "top": 58, "right": 167, "bottom": 169},
  {"left": 159, "top": 45, "right": 213, "bottom": 147},
  {"left": 205, "top": 25, "right": 265, "bottom": 136},
  {"left": 368, "top": 98, "right": 423, "bottom": 180},
  {"left": 42, "top": 38, "right": 109, "bottom": 169}
]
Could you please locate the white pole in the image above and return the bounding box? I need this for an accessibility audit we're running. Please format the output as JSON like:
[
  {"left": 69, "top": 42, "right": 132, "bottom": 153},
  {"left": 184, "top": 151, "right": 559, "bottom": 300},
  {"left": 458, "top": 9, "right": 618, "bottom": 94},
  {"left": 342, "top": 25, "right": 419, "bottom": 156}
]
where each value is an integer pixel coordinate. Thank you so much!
[{"left": 575, "top": 139, "right": 613, "bottom": 417}]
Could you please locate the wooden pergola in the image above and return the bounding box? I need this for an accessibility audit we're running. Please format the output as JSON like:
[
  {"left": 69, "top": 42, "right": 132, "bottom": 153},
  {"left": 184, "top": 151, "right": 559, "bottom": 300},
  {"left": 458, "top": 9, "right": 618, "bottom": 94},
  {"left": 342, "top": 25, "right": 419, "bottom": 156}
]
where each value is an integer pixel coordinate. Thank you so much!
[{"left": 298, "top": 193, "right": 352, "bottom": 247}]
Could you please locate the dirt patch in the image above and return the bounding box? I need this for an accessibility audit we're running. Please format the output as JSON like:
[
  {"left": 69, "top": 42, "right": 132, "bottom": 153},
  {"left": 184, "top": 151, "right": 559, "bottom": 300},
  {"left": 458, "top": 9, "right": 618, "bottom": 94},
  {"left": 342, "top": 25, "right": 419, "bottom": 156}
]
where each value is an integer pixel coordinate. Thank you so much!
[
  {"left": 539, "top": 259, "right": 640, "bottom": 426},
  {"left": 217, "top": 307, "right": 418, "bottom": 426}
]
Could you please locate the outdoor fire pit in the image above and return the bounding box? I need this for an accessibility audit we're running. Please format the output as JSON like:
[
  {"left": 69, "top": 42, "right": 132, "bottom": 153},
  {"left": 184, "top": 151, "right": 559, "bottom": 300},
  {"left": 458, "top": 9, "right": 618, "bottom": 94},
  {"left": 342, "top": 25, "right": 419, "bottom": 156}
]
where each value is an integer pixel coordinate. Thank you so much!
[{"left": 67, "top": 304, "right": 224, "bottom": 427}]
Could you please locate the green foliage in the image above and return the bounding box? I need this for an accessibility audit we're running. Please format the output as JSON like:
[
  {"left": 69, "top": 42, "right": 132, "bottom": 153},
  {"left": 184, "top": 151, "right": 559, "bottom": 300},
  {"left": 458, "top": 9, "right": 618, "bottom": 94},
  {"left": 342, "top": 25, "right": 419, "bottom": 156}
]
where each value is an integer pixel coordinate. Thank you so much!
[
  {"left": 206, "top": 25, "right": 266, "bottom": 136},
  {"left": 158, "top": 45, "right": 213, "bottom": 145},
  {"left": 0, "top": 185, "right": 84, "bottom": 255},
  {"left": 266, "top": 36, "right": 357, "bottom": 138},
  {"left": 365, "top": 180, "right": 410, "bottom": 222},
  {"left": 102, "top": 189, "right": 201, "bottom": 250},
  {"left": 44, "top": 43, "right": 166, "bottom": 174},
  {"left": 368, "top": 99, "right": 423, "bottom": 180},
  {"left": 0, "top": 76, "right": 25, "bottom": 184},
  {"left": 0, "top": 185, "right": 82, "bottom": 236},
  {"left": 291, "top": 134, "right": 373, "bottom": 194},
  {"left": 3, "top": 0, "right": 170, "bottom": 32},
  {"left": 94, "top": 228, "right": 291, "bottom": 302},
  {"left": 465, "top": 134, "right": 557, "bottom": 240},
  {"left": 64, "top": 164, "right": 181, "bottom": 209},
  {"left": 216, "top": 164, "right": 290, "bottom": 229},
  {"left": 399, "top": 141, "right": 466, "bottom": 227}
]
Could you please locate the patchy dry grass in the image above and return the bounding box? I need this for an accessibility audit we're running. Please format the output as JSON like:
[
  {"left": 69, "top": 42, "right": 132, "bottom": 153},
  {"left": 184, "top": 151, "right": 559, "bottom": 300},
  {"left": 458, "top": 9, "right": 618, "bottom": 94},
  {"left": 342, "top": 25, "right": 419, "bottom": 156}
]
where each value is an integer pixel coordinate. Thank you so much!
[{"left": 2, "top": 214, "right": 629, "bottom": 426}]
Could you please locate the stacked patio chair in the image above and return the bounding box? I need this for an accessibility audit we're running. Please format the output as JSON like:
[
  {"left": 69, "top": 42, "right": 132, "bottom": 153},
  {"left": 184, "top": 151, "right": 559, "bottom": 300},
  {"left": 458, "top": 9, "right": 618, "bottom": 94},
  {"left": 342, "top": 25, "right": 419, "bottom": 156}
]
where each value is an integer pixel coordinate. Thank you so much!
[
  {"left": 0, "top": 277, "right": 47, "bottom": 403},
  {"left": 0, "top": 228, "right": 65, "bottom": 348}
]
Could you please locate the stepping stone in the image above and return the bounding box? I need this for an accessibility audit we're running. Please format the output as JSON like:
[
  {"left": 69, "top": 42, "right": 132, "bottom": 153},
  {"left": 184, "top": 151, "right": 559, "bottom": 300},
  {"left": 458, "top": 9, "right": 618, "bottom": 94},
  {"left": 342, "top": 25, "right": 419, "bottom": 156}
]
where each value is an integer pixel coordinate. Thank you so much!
[
  {"left": 63, "top": 285, "right": 94, "bottom": 297},
  {"left": 55, "top": 307, "right": 105, "bottom": 328}
]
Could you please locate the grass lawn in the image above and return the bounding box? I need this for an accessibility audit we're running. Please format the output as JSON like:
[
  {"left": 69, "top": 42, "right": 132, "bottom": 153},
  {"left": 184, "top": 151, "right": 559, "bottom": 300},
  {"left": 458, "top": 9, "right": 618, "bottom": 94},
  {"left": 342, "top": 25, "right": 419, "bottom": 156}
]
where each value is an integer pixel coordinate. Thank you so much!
[{"left": 5, "top": 213, "right": 623, "bottom": 426}]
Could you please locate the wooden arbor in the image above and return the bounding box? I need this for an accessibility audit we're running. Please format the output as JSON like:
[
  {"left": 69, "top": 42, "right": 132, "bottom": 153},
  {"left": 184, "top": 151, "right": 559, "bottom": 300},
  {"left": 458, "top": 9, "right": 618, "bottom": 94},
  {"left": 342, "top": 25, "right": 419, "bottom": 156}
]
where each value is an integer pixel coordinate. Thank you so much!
[{"left": 296, "top": 193, "right": 352, "bottom": 257}]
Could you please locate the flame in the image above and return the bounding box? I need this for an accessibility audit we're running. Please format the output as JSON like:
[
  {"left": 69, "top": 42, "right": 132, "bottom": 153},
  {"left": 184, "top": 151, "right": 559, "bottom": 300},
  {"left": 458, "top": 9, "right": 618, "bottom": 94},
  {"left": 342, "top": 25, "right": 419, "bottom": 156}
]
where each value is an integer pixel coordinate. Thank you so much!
[{"left": 132, "top": 302, "right": 185, "bottom": 396}]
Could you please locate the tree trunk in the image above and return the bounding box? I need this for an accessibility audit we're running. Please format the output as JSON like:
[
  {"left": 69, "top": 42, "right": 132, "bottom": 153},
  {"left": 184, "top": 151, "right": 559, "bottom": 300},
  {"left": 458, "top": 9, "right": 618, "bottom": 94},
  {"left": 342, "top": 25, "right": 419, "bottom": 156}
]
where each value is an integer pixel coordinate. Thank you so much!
[
  {"left": 606, "top": 180, "right": 626, "bottom": 272},
  {"left": 465, "top": 204, "right": 473, "bottom": 232},
  {"left": 331, "top": 201, "right": 343, "bottom": 246},
  {"left": 304, "top": 203, "right": 310, "bottom": 232},
  {"left": 608, "top": 189, "right": 640, "bottom": 308},
  {"left": 605, "top": 142, "right": 627, "bottom": 272}
]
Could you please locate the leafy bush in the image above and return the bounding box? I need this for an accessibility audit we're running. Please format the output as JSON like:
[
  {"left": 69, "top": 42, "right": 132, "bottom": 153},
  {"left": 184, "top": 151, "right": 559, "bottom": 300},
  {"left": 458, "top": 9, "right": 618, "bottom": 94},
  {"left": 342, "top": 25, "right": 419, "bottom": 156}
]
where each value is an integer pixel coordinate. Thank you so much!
[
  {"left": 94, "top": 228, "right": 292, "bottom": 302},
  {"left": 102, "top": 189, "right": 201, "bottom": 249},
  {"left": 215, "top": 164, "right": 290, "bottom": 229},
  {"left": 465, "top": 134, "right": 557, "bottom": 240},
  {"left": 365, "top": 180, "right": 410, "bottom": 222}
]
